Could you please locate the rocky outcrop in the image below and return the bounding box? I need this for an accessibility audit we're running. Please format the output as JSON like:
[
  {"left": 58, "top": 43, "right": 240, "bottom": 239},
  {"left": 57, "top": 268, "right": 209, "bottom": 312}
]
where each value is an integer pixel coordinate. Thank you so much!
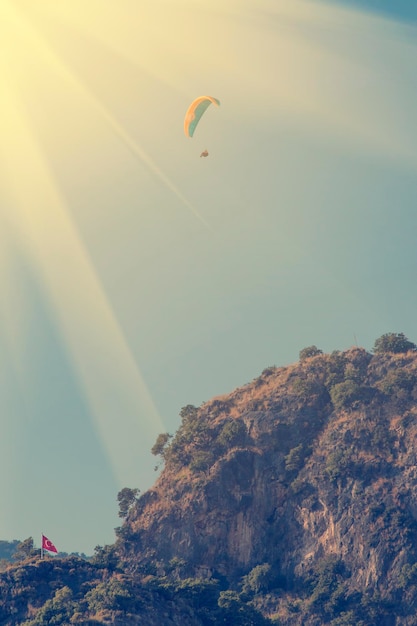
[
  {"left": 119, "top": 347, "right": 417, "bottom": 624},
  {"left": 4, "top": 344, "right": 417, "bottom": 624}
]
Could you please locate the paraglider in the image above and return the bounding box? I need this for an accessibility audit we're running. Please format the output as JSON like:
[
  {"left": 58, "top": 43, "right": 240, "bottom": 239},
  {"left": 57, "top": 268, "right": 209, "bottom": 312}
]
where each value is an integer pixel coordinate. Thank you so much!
[{"left": 184, "top": 96, "right": 220, "bottom": 139}]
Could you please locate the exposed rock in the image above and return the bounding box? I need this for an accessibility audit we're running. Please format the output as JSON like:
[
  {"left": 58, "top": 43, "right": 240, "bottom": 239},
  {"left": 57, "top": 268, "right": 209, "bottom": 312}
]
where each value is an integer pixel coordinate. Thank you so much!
[
  {"left": 4, "top": 345, "right": 417, "bottom": 624},
  {"left": 118, "top": 347, "right": 417, "bottom": 623}
]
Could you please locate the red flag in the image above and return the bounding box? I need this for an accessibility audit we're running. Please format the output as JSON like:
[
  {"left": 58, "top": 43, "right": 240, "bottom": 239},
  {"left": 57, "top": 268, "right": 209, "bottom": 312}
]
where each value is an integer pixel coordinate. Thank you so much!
[{"left": 42, "top": 534, "right": 58, "bottom": 554}]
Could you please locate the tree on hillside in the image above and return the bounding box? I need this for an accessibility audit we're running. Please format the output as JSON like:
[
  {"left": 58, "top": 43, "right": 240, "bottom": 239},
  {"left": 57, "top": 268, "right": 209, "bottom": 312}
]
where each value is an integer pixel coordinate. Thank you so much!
[
  {"left": 373, "top": 333, "right": 416, "bottom": 355},
  {"left": 299, "top": 345, "right": 323, "bottom": 361},
  {"left": 0, "top": 540, "right": 19, "bottom": 561},
  {"left": 91, "top": 544, "right": 119, "bottom": 571},
  {"left": 14, "top": 537, "right": 37, "bottom": 561},
  {"left": 241, "top": 563, "right": 273, "bottom": 595},
  {"left": 151, "top": 432, "right": 172, "bottom": 458},
  {"left": 117, "top": 488, "right": 140, "bottom": 519},
  {"left": 179, "top": 404, "right": 199, "bottom": 425}
]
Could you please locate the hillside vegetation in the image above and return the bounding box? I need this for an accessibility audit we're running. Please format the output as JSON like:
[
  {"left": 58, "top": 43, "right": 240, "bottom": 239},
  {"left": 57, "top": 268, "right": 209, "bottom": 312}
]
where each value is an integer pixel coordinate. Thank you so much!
[{"left": 2, "top": 333, "right": 417, "bottom": 625}]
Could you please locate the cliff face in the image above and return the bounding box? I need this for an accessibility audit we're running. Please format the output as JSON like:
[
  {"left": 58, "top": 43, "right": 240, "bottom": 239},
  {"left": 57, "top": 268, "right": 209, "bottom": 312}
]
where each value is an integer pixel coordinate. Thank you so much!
[
  {"left": 119, "top": 347, "right": 417, "bottom": 624},
  {"left": 4, "top": 345, "right": 417, "bottom": 625}
]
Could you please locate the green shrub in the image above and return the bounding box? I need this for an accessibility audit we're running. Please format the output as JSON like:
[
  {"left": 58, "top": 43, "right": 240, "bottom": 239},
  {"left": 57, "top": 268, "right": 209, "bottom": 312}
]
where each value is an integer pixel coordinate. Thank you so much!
[
  {"left": 330, "top": 380, "right": 370, "bottom": 410},
  {"left": 330, "top": 610, "right": 365, "bottom": 625},
  {"left": 117, "top": 487, "right": 140, "bottom": 518},
  {"left": 23, "top": 586, "right": 75, "bottom": 625},
  {"left": 217, "top": 590, "right": 271, "bottom": 625},
  {"left": 373, "top": 333, "right": 416, "bottom": 354},
  {"left": 292, "top": 377, "right": 324, "bottom": 399},
  {"left": 262, "top": 366, "right": 276, "bottom": 377},
  {"left": 307, "top": 555, "right": 346, "bottom": 611},
  {"left": 217, "top": 420, "right": 246, "bottom": 448},
  {"left": 379, "top": 369, "right": 417, "bottom": 401},
  {"left": 324, "top": 352, "right": 348, "bottom": 388},
  {"left": 325, "top": 449, "right": 352, "bottom": 481},
  {"left": 399, "top": 563, "right": 417, "bottom": 588},
  {"left": 299, "top": 346, "right": 323, "bottom": 361},
  {"left": 164, "top": 405, "right": 211, "bottom": 467},
  {"left": 151, "top": 433, "right": 172, "bottom": 457},
  {"left": 344, "top": 364, "right": 362, "bottom": 383},
  {"left": 285, "top": 444, "right": 304, "bottom": 473},
  {"left": 241, "top": 563, "right": 272, "bottom": 595},
  {"left": 85, "top": 578, "right": 135, "bottom": 612},
  {"left": 13, "top": 537, "right": 37, "bottom": 562}
]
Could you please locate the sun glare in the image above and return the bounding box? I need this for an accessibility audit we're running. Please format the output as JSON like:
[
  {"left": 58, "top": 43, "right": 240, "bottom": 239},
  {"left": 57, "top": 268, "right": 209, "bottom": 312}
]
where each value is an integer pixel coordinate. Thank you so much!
[
  {"left": 2, "top": 0, "right": 416, "bottom": 488},
  {"left": 0, "top": 1, "right": 167, "bottom": 484}
]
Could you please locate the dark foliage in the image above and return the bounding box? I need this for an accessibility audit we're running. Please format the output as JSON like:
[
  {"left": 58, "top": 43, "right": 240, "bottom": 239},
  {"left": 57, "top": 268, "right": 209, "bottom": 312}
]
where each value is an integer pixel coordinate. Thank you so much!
[
  {"left": 299, "top": 345, "right": 323, "bottom": 361},
  {"left": 117, "top": 488, "right": 140, "bottom": 519},
  {"left": 0, "top": 540, "right": 19, "bottom": 562},
  {"left": 373, "top": 332, "right": 417, "bottom": 355},
  {"left": 4, "top": 336, "right": 417, "bottom": 625}
]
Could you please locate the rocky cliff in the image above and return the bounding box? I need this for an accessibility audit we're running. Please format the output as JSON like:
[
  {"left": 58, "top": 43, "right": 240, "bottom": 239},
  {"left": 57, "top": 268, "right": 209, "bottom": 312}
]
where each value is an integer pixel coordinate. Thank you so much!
[
  {"left": 118, "top": 344, "right": 417, "bottom": 624},
  {"left": 3, "top": 338, "right": 417, "bottom": 625}
]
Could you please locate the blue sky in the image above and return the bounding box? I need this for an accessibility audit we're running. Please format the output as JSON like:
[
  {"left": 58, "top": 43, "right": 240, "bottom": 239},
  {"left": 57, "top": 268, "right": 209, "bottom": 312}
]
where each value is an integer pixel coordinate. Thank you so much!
[
  {"left": 0, "top": 0, "right": 416, "bottom": 553},
  {"left": 328, "top": 0, "right": 417, "bottom": 22}
]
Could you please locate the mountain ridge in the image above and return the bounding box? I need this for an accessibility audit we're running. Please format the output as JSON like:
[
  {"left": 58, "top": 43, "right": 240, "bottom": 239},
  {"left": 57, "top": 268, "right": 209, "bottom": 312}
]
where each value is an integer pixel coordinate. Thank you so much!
[{"left": 2, "top": 334, "right": 417, "bottom": 624}]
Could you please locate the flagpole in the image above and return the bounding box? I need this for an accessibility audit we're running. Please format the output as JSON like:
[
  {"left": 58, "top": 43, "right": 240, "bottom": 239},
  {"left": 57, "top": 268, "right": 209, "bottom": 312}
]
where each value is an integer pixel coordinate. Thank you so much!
[{"left": 41, "top": 533, "right": 43, "bottom": 560}]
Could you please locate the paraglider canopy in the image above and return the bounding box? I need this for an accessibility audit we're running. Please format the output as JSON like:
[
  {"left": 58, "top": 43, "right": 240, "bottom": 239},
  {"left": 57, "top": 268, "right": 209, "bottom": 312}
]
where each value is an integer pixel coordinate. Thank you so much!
[{"left": 184, "top": 96, "right": 220, "bottom": 138}]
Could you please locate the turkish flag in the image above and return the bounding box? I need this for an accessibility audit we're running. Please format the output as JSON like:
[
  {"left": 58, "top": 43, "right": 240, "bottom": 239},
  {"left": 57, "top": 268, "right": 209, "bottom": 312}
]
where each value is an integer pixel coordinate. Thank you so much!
[{"left": 42, "top": 534, "right": 58, "bottom": 553}]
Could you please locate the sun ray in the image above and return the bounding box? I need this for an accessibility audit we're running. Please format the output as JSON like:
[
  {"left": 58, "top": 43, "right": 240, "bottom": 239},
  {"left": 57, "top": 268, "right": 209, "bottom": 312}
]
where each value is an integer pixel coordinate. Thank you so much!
[
  {"left": 85, "top": 101, "right": 213, "bottom": 231},
  {"left": 15, "top": 0, "right": 212, "bottom": 231},
  {"left": 0, "top": 216, "right": 28, "bottom": 376},
  {"left": 16, "top": 0, "right": 239, "bottom": 88},
  {"left": 17, "top": 0, "right": 188, "bottom": 95},
  {"left": 19, "top": 0, "right": 417, "bottom": 170},
  {"left": 0, "top": 4, "right": 165, "bottom": 485}
]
